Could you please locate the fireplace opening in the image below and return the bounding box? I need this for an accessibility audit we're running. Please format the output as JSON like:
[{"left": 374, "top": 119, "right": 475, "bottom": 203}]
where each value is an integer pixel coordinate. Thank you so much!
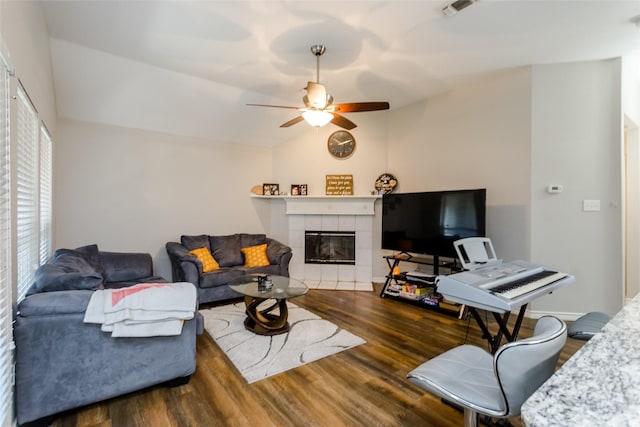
[{"left": 305, "top": 230, "right": 356, "bottom": 265}]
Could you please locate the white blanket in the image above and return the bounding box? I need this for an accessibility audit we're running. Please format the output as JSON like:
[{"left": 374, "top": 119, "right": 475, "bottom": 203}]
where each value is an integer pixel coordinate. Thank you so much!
[{"left": 84, "top": 282, "right": 197, "bottom": 337}]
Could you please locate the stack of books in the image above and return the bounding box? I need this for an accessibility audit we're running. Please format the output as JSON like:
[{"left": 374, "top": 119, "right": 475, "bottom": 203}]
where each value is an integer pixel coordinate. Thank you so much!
[
  {"left": 389, "top": 270, "right": 436, "bottom": 301},
  {"left": 386, "top": 269, "right": 462, "bottom": 316}
]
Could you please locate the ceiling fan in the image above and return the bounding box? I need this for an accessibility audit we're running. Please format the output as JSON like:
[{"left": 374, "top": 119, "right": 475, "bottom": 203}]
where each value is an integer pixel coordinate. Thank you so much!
[{"left": 248, "top": 44, "right": 390, "bottom": 130}]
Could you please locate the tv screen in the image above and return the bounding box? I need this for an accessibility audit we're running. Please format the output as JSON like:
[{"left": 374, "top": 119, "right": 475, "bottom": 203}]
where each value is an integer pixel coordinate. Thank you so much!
[{"left": 382, "top": 189, "right": 486, "bottom": 259}]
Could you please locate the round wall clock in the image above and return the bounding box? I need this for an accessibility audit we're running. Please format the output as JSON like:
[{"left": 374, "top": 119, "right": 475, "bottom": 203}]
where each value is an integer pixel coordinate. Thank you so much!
[{"left": 327, "top": 130, "right": 355, "bottom": 158}]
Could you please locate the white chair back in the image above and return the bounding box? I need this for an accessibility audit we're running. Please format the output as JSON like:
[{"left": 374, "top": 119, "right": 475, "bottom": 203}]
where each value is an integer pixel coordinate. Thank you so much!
[{"left": 494, "top": 315, "right": 567, "bottom": 417}]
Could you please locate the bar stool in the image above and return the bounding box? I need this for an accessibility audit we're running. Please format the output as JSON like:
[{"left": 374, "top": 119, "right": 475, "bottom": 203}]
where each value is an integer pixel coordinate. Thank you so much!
[{"left": 407, "top": 316, "right": 567, "bottom": 427}]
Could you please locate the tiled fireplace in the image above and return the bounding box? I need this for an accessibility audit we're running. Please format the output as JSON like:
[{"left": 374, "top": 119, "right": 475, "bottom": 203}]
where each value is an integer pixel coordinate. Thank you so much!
[{"left": 284, "top": 196, "right": 378, "bottom": 290}]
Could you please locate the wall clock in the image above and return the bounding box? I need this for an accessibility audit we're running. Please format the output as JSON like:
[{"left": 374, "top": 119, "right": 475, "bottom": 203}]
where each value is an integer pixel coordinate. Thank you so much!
[{"left": 327, "top": 130, "right": 355, "bottom": 158}]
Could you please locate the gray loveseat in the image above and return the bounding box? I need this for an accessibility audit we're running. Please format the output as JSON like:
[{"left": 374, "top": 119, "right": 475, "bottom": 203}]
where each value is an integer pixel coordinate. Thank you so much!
[
  {"left": 166, "top": 233, "right": 293, "bottom": 305},
  {"left": 14, "top": 244, "right": 200, "bottom": 426}
]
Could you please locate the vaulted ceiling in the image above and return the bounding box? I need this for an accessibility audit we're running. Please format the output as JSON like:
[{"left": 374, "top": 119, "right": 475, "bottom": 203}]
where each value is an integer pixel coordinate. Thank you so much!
[{"left": 41, "top": 1, "right": 640, "bottom": 147}]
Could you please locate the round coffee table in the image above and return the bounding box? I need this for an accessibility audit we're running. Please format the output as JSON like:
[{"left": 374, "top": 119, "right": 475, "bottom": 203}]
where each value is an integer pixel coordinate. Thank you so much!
[{"left": 228, "top": 275, "right": 308, "bottom": 336}]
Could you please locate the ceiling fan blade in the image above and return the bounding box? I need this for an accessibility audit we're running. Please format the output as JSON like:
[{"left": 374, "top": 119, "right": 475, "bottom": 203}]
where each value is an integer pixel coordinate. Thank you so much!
[
  {"left": 305, "top": 82, "right": 328, "bottom": 109},
  {"left": 334, "top": 102, "right": 390, "bottom": 113},
  {"left": 330, "top": 113, "right": 357, "bottom": 130},
  {"left": 280, "top": 116, "right": 305, "bottom": 128},
  {"left": 247, "top": 103, "right": 301, "bottom": 110}
]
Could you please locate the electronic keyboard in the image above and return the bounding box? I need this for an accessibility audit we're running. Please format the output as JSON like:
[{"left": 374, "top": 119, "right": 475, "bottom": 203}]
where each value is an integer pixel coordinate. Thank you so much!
[{"left": 437, "top": 260, "right": 574, "bottom": 312}]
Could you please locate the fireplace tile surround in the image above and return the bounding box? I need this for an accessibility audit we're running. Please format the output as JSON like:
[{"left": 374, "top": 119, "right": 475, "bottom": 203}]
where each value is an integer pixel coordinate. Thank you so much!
[{"left": 282, "top": 196, "right": 379, "bottom": 290}]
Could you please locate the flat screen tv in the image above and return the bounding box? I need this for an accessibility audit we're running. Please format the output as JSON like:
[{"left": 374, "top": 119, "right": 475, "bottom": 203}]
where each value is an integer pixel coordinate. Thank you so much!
[{"left": 382, "top": 189, "right": 486, "bottom": 259}]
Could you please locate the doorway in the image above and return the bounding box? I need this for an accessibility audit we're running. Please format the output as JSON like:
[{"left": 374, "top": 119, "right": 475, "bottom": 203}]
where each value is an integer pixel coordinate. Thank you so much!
[{"left": 625, "top": 117, "right": 640, "bottom": 301}]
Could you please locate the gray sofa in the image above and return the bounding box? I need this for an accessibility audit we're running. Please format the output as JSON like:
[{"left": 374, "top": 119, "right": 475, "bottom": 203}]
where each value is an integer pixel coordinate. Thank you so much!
[
  {"left": 166, "top": 233, "right": 293, "bottom": 304},
  {"left": 14, "top": 245, "right": 200, "bottom": 426}
]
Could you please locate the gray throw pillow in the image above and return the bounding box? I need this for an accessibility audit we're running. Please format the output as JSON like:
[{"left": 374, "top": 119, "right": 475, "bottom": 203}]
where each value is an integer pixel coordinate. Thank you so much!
[
  {"left": 73, "top": 244, "right": 104, "bottom": 275},
  {"left": 181, "top": 235, "right": 211, "bottom": 252},
  {"left": 210, "top": 234, "right": 243, "bottom": 267},
  {"left": 239, "top": 233, "right": 266, "bottom": 249},
  {"left": 33, "top": 252, "right": 103, "bottom": 293}
]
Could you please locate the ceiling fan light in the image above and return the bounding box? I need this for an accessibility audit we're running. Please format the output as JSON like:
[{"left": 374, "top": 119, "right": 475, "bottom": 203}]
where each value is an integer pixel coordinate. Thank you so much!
[{"left": 302, "top": 110, "right": 333, "bottom": 127}]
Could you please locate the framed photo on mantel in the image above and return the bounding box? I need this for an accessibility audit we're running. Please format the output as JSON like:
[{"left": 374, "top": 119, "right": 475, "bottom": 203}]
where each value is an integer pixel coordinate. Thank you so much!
[
  {"left": 290, "top": 184, "right": 308, "bottom": 196},
  {"left": 262, "top": 183, "right": 279, "bottom": 196},
  {"left": 325, "top": 174, "right": 353, "bottom": 195}
]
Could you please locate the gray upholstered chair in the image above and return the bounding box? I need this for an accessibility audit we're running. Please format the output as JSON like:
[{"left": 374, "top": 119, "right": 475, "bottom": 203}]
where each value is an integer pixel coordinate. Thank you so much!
[
  {"left": 567, "top": 311, "right": 611, "bottom": 340},
  {"left": 407, "top": 315, "right": 567, "bottom": 427}
]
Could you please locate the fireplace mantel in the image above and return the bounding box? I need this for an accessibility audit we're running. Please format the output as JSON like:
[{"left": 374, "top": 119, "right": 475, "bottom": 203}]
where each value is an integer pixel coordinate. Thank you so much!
[{"left": 251, "top": 194, "right": 380, "bottom": 215}]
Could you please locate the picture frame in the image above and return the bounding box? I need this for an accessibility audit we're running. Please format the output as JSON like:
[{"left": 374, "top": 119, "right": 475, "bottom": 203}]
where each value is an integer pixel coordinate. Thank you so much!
[
  {"left": 300, "top": 184, "right": 307, "bottom": 196},
  {"left": 325, "top": 174, "right": 353, "bottom": 195},
  {"left": 291, "top": 185, "right": 300, "bottom": 196},
  {"left": 262, "top": 183, "right": 279, "bottom": 196}
]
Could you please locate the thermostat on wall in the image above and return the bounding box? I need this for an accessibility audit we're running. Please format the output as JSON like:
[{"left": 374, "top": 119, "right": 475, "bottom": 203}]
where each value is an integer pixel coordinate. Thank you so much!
[{"left": 547, "top": 184, "right": 563, "bottom": 193}]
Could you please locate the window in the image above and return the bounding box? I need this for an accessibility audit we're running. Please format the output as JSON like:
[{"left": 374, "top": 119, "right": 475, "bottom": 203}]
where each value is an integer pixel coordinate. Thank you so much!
[
  {"left": 0, "top": 53, "right": 13, "bottom": 427},
  {"left": 16, "top": 85, "right": 39, "bottom": 301},
  {"left": 1, "top": 45, "right": 53, "bottom": 427},
  {"left": 39, "top": 126, "right": 52, "bottom": 264}
]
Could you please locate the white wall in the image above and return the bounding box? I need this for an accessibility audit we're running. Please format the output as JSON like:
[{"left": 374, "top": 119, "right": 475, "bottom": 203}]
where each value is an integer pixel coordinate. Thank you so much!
[
  {"left": 387, "top": 67, "right": 533, "bottom": 271},
  {"left": 385, "top": 60, "right": 625, "bottom": 318},
  {"left": 0, "top": 1, "right": 56, "bottom": 135},
  {"left": 271, "top": 112, "right": 390, "bottom": 196},
  {"left": 55, "top": 119, "right": 275, "bottom": 280},
  {"left": 622, "top": 53, "right": 640, "bottom": 126},
  {"left": 267, "top": 67, "right": 534, "bottom": 281},
  {"left": 270, "top": 111, "right": 390, "bottom": 276},
  {"left": 530, "top": 59, "right": 623, "bottom": 316}
]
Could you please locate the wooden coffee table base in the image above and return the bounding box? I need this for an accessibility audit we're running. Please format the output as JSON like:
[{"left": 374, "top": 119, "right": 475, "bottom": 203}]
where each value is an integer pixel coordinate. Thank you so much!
[{"left": 243, "top": 296, "right": 290, "bottom": 336}]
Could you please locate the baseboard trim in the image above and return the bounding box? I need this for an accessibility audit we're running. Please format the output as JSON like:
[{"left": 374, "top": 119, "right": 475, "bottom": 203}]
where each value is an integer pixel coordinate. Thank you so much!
[{"left": 525, "top": 309, "right": 585, "bottom": 322}]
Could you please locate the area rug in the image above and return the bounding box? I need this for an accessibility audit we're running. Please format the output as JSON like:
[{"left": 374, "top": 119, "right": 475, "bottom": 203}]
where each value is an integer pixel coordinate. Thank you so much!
[{"left": 199, "top": 302, "right": 366, "bottom": 383}]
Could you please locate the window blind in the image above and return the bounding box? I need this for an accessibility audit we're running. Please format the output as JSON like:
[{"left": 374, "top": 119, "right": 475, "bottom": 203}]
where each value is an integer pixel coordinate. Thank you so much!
[
  {"left": 0, "top": 57, "right": 13, "bottom": 427},
  {"left": 39, "top": 126, "right": 52, "bottom": 265},
  {"left": 16, "top": 85, "right": 39, "bottom": 301}
]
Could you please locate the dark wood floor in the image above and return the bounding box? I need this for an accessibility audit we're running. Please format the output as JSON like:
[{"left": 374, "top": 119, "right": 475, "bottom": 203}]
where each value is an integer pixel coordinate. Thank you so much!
[{"left": 52, "top": 285, "right": 585, "bottom": 427}]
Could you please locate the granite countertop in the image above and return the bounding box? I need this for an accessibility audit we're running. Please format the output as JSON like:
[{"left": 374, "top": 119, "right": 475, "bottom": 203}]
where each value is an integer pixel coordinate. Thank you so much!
[{"left": 521, "top": 296, "right": 640, "bottom": 426}]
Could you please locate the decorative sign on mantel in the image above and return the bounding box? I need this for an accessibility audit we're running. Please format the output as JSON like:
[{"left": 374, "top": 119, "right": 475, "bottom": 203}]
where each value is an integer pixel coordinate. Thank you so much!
[{"left": 325, "top": 174, "right": 353, "bottom": 195}]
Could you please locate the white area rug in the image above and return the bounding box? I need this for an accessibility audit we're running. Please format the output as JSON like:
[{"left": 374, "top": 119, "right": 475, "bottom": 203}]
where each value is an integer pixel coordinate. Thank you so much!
[{"left": 200, "top": 302, "right": 366, "bottom": 383}]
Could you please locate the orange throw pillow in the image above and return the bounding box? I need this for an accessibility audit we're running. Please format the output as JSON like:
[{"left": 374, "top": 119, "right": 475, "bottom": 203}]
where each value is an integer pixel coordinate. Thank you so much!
[
  {"left": 189, "top": 247, "right": 219, "bottom": 273},
  {"left": 241, "top": 244, "right": 270, "bottom": 268}
]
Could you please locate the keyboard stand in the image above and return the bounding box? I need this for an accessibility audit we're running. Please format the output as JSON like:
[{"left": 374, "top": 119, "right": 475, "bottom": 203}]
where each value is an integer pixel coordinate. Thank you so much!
[{"left": 467, "top": 304, "right": 528, "bottom": 354}]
